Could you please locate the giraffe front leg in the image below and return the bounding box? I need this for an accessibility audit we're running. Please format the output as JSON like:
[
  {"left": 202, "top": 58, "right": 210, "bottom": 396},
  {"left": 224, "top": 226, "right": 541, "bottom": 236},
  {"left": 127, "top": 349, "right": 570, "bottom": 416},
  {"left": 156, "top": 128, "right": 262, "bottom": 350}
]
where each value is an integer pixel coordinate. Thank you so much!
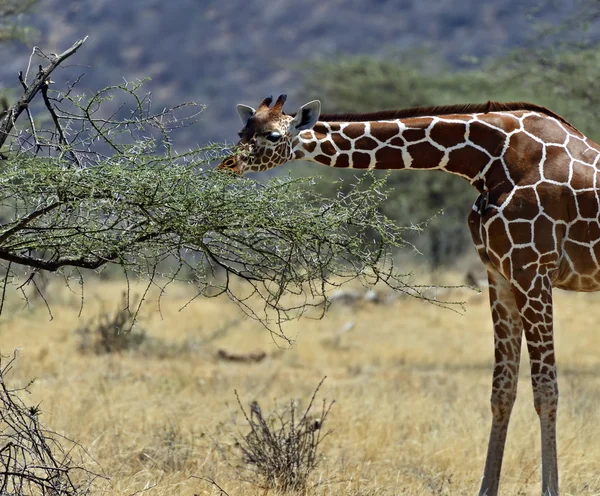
[
  {"left": 511, "top": 272, "right": 559, "bottom": 496},
  {"left": 479, "top": 270, "right": 524, "bottom": 496}
]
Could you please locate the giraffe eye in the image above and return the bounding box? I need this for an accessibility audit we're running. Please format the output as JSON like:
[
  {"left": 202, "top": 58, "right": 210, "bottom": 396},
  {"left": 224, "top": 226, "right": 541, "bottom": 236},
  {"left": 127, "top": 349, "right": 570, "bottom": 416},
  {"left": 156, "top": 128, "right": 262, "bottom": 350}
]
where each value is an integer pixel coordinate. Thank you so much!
[{"left": 266, "top": 131, "right": 281, "bottom": 142}]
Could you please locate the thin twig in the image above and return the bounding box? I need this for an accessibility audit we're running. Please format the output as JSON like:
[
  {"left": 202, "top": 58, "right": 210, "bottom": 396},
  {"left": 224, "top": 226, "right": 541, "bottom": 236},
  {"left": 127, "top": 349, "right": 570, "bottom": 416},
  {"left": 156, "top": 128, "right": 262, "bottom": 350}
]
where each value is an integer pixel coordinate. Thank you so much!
[
  {"left": 0, "top": 36, "right": 88, "bottom": 149},
  {"left": 31, "top": 275, "right": 53, "bottom": 320},
  {"left": 41, "top": 81, "right": 81, "bottom": 167},
  {"left": 17, "top": 71, "right": 41, "bottom": 151},
  {"left": 0, "top": 261, "right": 12, "bottom": 317},
  {"left": 190, "top": 476, "right": 231, "bottom": 496}
]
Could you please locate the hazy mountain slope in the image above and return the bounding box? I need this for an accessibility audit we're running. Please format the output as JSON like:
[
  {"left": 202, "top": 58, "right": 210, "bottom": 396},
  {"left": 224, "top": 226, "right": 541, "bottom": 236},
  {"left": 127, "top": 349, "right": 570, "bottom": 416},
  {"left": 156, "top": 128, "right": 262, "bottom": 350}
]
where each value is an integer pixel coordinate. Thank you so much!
[{"left": 2, "top": 0, "right": 573, "bottom": 145}]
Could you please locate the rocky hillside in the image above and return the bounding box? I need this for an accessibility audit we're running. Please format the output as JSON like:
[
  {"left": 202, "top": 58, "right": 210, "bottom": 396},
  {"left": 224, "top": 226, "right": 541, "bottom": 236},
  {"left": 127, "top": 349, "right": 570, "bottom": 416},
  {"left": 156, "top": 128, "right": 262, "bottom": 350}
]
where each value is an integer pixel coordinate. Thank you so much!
[{"left": 1, "top": 0, "right": 580, "bottom": 146}]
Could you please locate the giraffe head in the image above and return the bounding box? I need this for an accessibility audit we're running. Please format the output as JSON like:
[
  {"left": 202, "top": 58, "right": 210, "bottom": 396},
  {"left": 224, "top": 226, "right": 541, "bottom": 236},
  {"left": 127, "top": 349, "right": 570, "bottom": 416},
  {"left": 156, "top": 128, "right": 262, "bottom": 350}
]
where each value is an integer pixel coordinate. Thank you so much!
[{"left": 218, "top": 94, "right": 321, "bottom": 174}]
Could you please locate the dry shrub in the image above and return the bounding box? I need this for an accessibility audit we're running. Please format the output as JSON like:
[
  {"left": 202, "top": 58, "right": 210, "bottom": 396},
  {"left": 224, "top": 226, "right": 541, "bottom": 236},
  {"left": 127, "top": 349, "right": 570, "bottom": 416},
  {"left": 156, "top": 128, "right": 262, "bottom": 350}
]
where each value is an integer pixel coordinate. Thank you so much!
[
  {"left": 76, "top": 292, "right": 147, "bottom": 354},
  {"left": 232, "top": 378, "right": 334, "bottom": 492},
  {"left": 0, "top": 351, "right": 102, "bottom": 495},
  {"left": 75, "top": 292, "right": 211, "bottom": 358}
]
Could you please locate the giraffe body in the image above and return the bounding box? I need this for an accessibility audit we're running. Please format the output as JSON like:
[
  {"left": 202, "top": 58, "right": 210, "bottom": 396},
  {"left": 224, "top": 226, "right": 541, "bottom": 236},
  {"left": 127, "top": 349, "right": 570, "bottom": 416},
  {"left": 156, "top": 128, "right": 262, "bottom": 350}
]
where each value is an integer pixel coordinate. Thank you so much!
[{"left": 218, "top": 95, "right": 600, "bottom": 495}]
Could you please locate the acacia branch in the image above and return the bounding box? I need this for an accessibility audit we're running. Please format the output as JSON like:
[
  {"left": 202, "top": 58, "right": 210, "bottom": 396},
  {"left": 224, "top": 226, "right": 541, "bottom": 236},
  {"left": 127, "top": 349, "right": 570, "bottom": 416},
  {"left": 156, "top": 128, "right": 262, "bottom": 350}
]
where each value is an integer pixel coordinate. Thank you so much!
[
  {"left": 0, "top": 227, "right": 159, "bottom": 272},
  {"left": 0, "top": 36, "right": 88, "bottom": 148},
  {"left": 0, "top": 38, "right": 463, "bottom": 329},
  {"left": 0, "top": 201, "right": 63, "bottom": 244},
  {"left": 41, "top": 83, "right": 81, "bottom": 166}
]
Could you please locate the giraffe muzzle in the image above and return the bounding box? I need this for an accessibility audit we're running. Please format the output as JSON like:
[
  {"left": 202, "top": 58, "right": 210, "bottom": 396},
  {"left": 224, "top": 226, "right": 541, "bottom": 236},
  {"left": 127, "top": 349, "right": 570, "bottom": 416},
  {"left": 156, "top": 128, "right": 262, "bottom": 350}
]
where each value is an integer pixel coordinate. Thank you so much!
[{"left": 217, "top": 156, "right": 243, "bottom": 174}]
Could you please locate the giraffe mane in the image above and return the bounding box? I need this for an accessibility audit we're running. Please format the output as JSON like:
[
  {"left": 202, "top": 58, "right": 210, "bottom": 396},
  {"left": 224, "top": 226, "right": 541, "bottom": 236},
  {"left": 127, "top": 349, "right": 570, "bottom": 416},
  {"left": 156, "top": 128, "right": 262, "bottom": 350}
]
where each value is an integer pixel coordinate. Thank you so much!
[{"left": 293, "top": 101, "right": 578, "bottom": 132}]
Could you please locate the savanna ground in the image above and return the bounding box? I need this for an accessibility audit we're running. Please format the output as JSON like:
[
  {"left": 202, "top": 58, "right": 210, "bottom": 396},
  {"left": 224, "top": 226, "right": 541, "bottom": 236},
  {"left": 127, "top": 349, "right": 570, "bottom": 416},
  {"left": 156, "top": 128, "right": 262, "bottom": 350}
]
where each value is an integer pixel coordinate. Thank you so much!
[{"left": 1, "top": 268, "right": 600, "bottom": 496}]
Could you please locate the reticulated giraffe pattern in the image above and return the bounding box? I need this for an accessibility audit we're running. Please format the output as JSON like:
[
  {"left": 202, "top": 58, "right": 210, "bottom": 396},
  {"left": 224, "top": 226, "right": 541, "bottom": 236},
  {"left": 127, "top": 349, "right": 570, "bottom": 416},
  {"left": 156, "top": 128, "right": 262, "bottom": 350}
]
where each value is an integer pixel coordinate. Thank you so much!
[{"left": 218, "top": 94, "right": 600, "bottom": 496}]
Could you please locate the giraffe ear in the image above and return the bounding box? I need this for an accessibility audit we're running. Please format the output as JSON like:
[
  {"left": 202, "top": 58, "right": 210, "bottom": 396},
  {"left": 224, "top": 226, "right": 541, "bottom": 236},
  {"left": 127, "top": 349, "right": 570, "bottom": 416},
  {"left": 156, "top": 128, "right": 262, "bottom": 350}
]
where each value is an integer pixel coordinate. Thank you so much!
[
  {"left": 237, "top": 104, "right": 256, "bottom": 125},
  {"left": 291, "top": 100, "right": 321, "bottom": 131}
]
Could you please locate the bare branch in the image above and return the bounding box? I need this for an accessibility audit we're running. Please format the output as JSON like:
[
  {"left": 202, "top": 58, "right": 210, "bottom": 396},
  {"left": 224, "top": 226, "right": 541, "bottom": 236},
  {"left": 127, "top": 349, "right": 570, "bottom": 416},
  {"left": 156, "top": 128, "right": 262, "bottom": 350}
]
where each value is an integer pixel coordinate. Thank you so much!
[
  {"left": 41, "top": 82, "right": 81, "bottom": 166},
  {"left": 0, "top": 351, "right": 103, "bottom": 494},
  {"left": 0, "top": 36, "right": 88, "bottom": 149}
]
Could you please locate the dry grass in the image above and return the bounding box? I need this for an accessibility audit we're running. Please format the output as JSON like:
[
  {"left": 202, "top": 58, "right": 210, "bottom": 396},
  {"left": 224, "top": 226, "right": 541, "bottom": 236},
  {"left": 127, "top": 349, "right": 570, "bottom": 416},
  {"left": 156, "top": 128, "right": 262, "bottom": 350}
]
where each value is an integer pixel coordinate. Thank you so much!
[{"left": 0, "top": 271, "right": 599, "bottom": 495}]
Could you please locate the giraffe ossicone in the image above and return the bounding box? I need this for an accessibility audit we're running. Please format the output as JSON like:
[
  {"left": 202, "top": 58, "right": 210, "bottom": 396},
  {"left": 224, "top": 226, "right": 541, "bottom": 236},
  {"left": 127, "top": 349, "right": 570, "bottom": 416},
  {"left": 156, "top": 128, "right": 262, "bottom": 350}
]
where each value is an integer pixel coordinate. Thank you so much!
[{"left": 219, "top": 95, "right": 600, "bottom": 496}]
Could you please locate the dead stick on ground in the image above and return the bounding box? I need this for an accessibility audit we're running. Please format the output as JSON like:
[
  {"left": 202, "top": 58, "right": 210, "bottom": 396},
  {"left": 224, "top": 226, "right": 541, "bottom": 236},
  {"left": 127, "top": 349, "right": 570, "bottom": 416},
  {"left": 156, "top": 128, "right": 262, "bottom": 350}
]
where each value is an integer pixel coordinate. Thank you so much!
[
  {"left": 0, "top": 36, "right": 88, "bottom": 149},
  {"left": 190, "top": 476, "right": 231, "bottom": 495}
]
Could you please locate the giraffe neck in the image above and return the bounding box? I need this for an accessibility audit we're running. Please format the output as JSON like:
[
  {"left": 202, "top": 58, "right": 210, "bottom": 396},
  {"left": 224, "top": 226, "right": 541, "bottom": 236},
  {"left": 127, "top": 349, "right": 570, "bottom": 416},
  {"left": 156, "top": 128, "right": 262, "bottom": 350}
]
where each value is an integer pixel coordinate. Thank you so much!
[{"left": 294, "top": 114, "right": 508, "bottom": 190}]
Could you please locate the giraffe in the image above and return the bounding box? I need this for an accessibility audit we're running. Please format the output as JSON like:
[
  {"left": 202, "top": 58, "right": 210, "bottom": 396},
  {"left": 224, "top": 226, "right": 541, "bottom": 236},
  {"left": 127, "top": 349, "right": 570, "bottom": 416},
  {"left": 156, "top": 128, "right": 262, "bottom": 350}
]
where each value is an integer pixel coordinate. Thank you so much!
[{"left": 218, "top": 94, "right": 600, "bottom": 496}]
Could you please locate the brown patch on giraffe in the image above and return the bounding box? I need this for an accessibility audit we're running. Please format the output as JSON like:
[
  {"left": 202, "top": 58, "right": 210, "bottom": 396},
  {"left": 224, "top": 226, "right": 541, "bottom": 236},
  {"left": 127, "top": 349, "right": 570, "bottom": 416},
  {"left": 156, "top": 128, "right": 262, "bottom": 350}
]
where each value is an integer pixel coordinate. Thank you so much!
[
  {"left": 529, "top": 298, "right": 545, "bottom": 314},
  {"left": 429, "top": 121, "right": 466, "bottom": 148},
  {"left": 295, "top": 151, "right": 305, "bottom": 159},
  {"left": 406, "top": 142, "right": 445, "bottom": 169},
  {"left": 594, "top": 171, "right": 600, "bottom": 192},
  {"left": 578, "top": 274, "right": 599, "bottom": 291},
  {"left": 486, "top": 217, "right": 512, "bottom": 255},
  {"left": 483, "top": 160, "right": 512, "bottom": 204},
  {"left": 575, "top": 190, "right": 599, "bottom": 219},
  {"left": 314, "top": 154, "right": 332, "bottom": 166},
  {"left": 334, "top": 154, "right": 350, "bottom": 168},
  {"left": 504, "top": 132, "right": 544, "bottom": 183},
  {"left": 531, "top": 117, "right": 569, "bottom": 145},
  {"left": 468, "top": 121, "right": 505, "bottom": 156},
  {"left": 313, "top": 132, "right": 329, "bottom": 142},
  {"left": 508, "top": 221, "right": 533, "bottom": 245},
  {"left": 539, "top": 252, "right": 559, "bottom": 268},
  {"left": 502, "top": 186, "right": 539, "bottom": 221},
  {"left": 375, "top": 147, "right": 406, "bottom": 169},
  {"left": 332, "top": 132, "right": 352, "bottom": 151},
  {"left": 501, "top": 257, "right": 513, "bottom": 279},
  {"left": 491, "top": 306, "right": 509, "bottom": 329},
  {"left": 532, "top": 216, "right": 557, "bottom": 254},
  {"left": 479, "top": 113, "right": 522, "bottom": 133},
  {"left": 487, "top": 250, "right": 502, "bottom": 271},
  {"left": 265, "top": 148, "right": 274, "bottom": 158},
  {"left": 355, "top": 136, "right": 379, "bottom": 150},
  {"left": 569, "top": 220, "right": 600, "bottom": 243},
  {"left": 495, "top": 341, "right": 509, "bottom": 360},
  {"left": 406, "top": 117, "right": 433, "bottom": 129},
  {"left": 521, "top": 306, "right": 540, "bottom": 327},
  {"left": 389, "top": 136, "right": 406, "bottom": 147},
  {"left": 558, "top": 272, "right": 579, "bottom": 291},
  {"left": 570, "top": 162, "right": 595, "bottom": 191},
  {"left": 351, "top": 151, "right": 372, "bottom": 169},
  {"left": 303, "top": 141, "right": 317, "bottom": 154},
  {"left": 438, "top": 113, "right": 472, "bottom": 122},
  {"left": 564, "top": 240, "right": 597, "bottom": 274},
  {"left": 311, "top": 124, "right": 330, "bottom": 136},
  {"left": 538, "top": 183, "right": 576, "bottom": 222},
  {"left": 370, "top": 122, "right": 401, "bottom": 142},
  {"left": 511, "top": 246, "right": 539, "bottom": 267},
  {"left": 569, "top": 137, "right": 600, "bottom": 165},
  {"left": 447, "top": 145, "right": 490, "bottom": 179},
  {"left": 320, "top": 139, "right": 337, "bottom": 156},
  {"left": 342, "top": 123, "right": 365, "bottom": 139},
  {"left": 568, "top": 219, "right": 600, "bottom": 244},
  {"left": 402, "top": 128, "right": 427, "bottom": 142},
  {"left": 543, "top": 146, "right": 571, "bottom": 183}
]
